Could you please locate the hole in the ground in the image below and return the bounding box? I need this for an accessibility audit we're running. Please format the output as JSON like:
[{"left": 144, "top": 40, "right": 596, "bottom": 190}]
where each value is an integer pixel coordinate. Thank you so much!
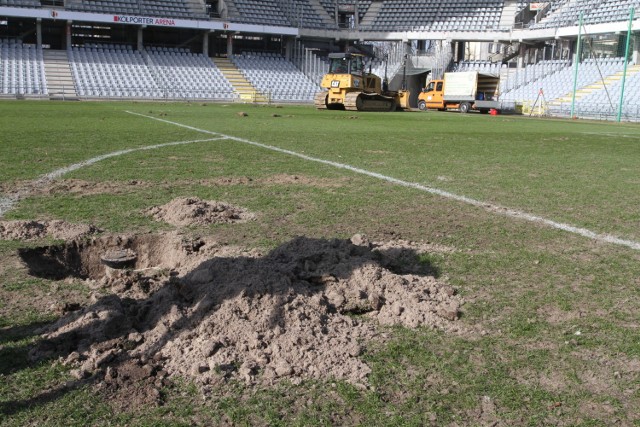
[{"left": 17, "top": 233, "right": 203, "bottom": 281}]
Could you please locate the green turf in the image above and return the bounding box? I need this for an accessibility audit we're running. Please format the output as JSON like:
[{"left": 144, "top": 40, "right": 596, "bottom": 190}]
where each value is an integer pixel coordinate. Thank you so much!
[{"left": 1, "top": 100, "right": 639, "bottom": 426}]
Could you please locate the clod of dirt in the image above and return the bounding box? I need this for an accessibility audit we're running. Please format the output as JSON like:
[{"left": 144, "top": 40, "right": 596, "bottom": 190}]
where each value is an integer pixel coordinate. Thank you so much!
[
  {"left": 0, "top": 220, "right": 101, "bottom": 241},
  {"left": 94, "top": 358, "right": 166, "bottom": 409},
  {"left": 146, "top": 197, "right": 255, "bottom": 227},
  {"left": 28, "top": 234, "right": 463, "bottom": 395}
]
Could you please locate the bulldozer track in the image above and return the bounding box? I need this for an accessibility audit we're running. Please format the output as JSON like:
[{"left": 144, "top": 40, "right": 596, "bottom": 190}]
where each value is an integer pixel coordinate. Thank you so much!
[
  {"left": 314, "top": 92, "right": 328, "bottom": 109},
  {"left": 344, "top": 92, "right": 397, "bottom": 112}
]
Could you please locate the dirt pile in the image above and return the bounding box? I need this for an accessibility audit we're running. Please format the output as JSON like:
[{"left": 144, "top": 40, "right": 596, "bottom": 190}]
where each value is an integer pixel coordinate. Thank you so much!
[
  {"left": 0, "top": 220, "right": 101, "bottom": 241},
  {"left": 28, "top": 233, "right": 462, "bottom": 396},
  {"left": 146, "top": 197, "right": 255, "bottom": 227}
]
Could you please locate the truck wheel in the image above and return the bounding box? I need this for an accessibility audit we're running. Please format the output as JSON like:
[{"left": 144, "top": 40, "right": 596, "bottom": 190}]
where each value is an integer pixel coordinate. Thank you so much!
[
  {"left": 418, "top": 100, "right": 426, "bottom": 111},
  {"left": 459, "top": 102, "right": 471, "bottom": 114}
]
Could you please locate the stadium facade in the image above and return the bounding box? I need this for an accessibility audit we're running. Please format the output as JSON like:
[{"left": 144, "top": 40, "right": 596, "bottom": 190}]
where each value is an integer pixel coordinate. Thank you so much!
[{"left": 1, "top": 0, "right": 639, "bottom": 120}]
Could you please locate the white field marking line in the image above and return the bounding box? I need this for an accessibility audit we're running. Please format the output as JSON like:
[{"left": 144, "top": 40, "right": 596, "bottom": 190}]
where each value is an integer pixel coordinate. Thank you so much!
[
  {"left": 581, "top": 132, "right": 640, "bottom": 139},
  {"left": 125, "top": 111, "right": 640, "bottom": 251},
  {"left": 35, "top": 137, "right": 226, "bottom": 183},
  {"left": 0, "top": 137, "right": 225, "bottom": 218},
  {"left": 0, "top": 197, "right": 15, "bottom": 217}
]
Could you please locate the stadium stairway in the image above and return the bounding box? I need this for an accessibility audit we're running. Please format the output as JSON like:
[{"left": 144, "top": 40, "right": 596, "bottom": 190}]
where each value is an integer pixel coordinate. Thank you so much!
[
  {"left": 306, "top": 0, "right": 336, "bottom": 27},
  {"left": 499, "top": 0, "right": 520, "bottom": 28},
  {"left": 548, "top": 64, "right": 640, "bottom": 106},
  {"left": 211, "top": 57, "right": 269, "bottom": 103},
  {"left": 43, "top": 50, "right": 77, "bottom": 100},
  {"left": 359, "top": 1, "right": 383, "bottom": 29},
  {"left": 220, "top": 0, "right": 240, "bottom": 20}
]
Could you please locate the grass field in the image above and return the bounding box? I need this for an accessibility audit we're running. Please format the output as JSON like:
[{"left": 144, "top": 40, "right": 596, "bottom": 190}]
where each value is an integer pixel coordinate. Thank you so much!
[{"left": 1, "top": 100, "right": 639, "bottom": 426}]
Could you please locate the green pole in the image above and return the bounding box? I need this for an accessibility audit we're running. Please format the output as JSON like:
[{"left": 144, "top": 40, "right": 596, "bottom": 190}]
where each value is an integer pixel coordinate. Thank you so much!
[
  {"left": 617, "top": 7, "right": 634, "bottom": 123},
  {"left": 570, "top": 13, "right": 583, "bottom": 119}
]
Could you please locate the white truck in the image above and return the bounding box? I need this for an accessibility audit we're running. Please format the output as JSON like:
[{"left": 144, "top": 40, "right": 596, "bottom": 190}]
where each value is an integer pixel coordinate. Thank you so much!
[{"left": 417, "top": 71, "right": 501, "bottom": 113}]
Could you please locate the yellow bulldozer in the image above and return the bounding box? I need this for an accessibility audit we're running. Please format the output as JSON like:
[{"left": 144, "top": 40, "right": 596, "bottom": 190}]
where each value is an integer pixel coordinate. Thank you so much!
[{"left": 314, "top": 52, "right": 410, "bottom": 112}]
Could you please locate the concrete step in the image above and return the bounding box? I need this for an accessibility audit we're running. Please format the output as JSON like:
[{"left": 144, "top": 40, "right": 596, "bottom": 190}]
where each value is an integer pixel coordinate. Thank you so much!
[
  {"left": 211, "top": 57, "right": 269, "bottom": 102},
  {"left": 360, "top": 0, "right": 382, "bottom": 27},
  {"left": 499, "top": 0, "right": 519, "bottom": 28},
  {"left": 548, "top": 65, "right": 640, "bottom": 105},
  {"left": 306, "top": 0, "right": 335, "bottom": 26},
  {"left": 43, "top": 49, "right": 77, "bottom": 99}
]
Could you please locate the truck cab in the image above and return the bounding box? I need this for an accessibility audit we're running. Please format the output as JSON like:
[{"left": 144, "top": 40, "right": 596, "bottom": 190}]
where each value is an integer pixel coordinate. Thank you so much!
[{"left": 418, "top": 80, "right": 445, "bottom": 111}]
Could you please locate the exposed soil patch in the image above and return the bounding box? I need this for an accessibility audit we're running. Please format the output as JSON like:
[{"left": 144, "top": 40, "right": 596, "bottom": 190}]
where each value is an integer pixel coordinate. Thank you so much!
[
  {"left": 24, "top": 233, "right": 463, "bottom": 407},
  {"left": 39, "top": 179, "right": 151, "bottom": 197},
  {"left": 146, "top": 197, "right": 255, "bottom": 227},
  {"left": 536, "top": 305, "right": 585, "bottom": 325},
  {"left": 258, "top": 173, "right": 347, "bottom": 188},
  {"left": 14, "top": 175, "right": 345, "bottom": 198},
  {"left": 0, "top": 175, "right": 345, "bottom": 220},
  {"left": 0, "top": 220, "right": 101, "bottom": 241}
]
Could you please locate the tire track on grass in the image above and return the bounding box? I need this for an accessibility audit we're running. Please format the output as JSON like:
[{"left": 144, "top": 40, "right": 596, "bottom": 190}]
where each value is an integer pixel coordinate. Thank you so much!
[
  {"left": 125, "top": 110, "right": 640, "bottom": 252},
  {"left": 0, "top": 137, "right": 225, "bottom": 218}
]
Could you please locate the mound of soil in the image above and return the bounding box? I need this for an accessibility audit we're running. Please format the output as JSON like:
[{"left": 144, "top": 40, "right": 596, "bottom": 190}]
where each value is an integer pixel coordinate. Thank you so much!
[
  {"left": 0, "top": 220, "right": 101, "bottom": 241},
  {"left": 147, "top": 197, "right": 255, "bottom": 227},
  {"left": 28, "top": 234, "right": 462, "bottom": 403}
]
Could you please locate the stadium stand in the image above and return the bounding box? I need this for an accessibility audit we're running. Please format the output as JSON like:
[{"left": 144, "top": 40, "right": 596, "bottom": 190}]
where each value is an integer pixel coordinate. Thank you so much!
[
  {"left": 0, "top": 0, "right": 41, "bottom": 7},
  {"left": 368, "top": 0, "right": 505, "bottom": 32},
  {"left": 146, "top": 46, "right": 234, "bottom": 99},
  {"left": 531, "top": 0, "right": 640, "bottom": 28},
  {"left": 0, "top": 38, "right": 47, "bottom": 96},
  {"left": 318, "top": 0, "right": 373, "bottom": 26},
  {"left": 454, "top": 60, "right": 502, "bottom": 75},
  {"left": 69, "top": 44, "right": 234, "bottom": 99},
  {"left": 230, "top": 51, "right": 320, "bottom": 102},
  {"left": 573, "top": 69, "right": 640, "bottom": 118},
  {"left": 231, "top": 0, "right": 290, "bottom": 26},
  {"left": 500, "top": 59, "right": 570, "bottom": 92},
  {"left": 500, "top": 57, "right": 627, "bottom": 104},
  {"left": 285, "top": 0, "right": 326, "bottom": 28},
  {"left": 66, "top": 0, "right": 208, "bottom": 20},
  {"left": 70, "top": 44, "right": 161, "bottom": 98}
]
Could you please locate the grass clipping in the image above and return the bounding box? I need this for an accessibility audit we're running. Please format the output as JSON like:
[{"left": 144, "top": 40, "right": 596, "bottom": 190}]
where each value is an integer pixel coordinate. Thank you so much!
[{"left": 30, "top": 234, "right": 462, "bottom": 398}]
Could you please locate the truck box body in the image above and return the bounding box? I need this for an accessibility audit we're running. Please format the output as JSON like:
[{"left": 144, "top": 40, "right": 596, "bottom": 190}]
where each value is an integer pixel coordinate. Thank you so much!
[
  {"left": 443, "top": 71, "right": 500, "bottom": 103},
  {"left": 442, "top": 71, "right": 479, "bottom": 102}
]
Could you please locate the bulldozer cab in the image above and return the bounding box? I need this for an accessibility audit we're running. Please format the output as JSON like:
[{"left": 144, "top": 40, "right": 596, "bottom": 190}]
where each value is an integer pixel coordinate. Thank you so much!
[
  {"left": 328, "top": 53, "right": 364, "bottom": 76},
  {"left": 315, "top": 50, "right": 409, "bottom": 112}
]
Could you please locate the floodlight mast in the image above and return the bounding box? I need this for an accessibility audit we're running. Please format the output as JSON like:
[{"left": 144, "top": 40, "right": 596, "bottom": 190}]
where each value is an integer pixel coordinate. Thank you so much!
[
  {"left": 570, "top": 12, "right": 583, "bottom": 119},
  {"left": 383, "top": 53, "right": 389, "bottom": 92},
  {"left": 617, "top": 7, "right": 634, "bottom": 123},
  {"left": 401, "top": 54, "right": 407, "bottom": 91}
]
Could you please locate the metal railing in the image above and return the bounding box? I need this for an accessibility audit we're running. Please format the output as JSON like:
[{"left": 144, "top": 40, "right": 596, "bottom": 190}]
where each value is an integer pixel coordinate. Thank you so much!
[
  {"left": 292, "top": 41, "right": 328, "bottom": 86},
  {"left": 40, "top": 84, "right": 319, "bottom": 104},
  {"left": 72, "top": 85, "right": 239, "bottom": 101},
  {"left": 544, "top": 101, "right": 640, "bottom": 122}
]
